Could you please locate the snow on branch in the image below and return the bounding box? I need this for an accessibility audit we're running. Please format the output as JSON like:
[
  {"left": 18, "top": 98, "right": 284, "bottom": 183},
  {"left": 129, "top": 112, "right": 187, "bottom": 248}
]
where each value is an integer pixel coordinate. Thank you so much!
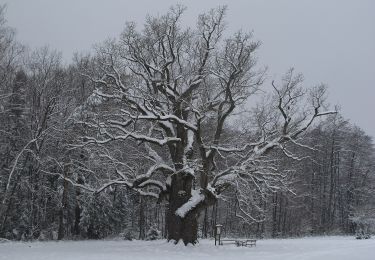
[
  {"left": 120, "top": 112, "right": 197, "bottom": 132},
  {"left": 175, "top": 189, "right": 205, "bottom": 218}
]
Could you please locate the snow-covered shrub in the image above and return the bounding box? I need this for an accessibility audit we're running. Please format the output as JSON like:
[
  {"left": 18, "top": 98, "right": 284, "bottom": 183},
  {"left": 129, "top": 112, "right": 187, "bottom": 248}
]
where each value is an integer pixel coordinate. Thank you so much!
[
  {"left": 79, "top": 191, "right": 133, "bottom": 239},
  {"left": 352, "top": 212, "right": 375, "bottom": 239},
  {"left": 0, "top": 238, "right": 10, "bottom": 243},
  {"left": 119, "top": 226, "right": 137, "bottom": 241},
  {"left": 38, "top": 231, "right": 48, "bottom": 241},
  {"left": 146, "top": 226, "right": 161, "bottom": 240},
  {"left": 123, "top": 231, "right": 135, "bottom": 241}
]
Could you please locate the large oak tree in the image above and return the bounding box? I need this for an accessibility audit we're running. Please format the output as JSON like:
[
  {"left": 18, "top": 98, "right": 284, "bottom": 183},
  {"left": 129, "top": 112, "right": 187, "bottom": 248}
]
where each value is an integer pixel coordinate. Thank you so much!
[{"left": 75, "top": 6, "right": 335, "bottom": 244}]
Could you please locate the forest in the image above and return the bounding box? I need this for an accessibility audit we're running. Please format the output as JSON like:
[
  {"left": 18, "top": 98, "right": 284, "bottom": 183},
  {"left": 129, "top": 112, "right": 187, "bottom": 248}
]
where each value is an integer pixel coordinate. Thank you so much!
[{"left": 1, "top": 5, "right": 374, "bottom": 245}]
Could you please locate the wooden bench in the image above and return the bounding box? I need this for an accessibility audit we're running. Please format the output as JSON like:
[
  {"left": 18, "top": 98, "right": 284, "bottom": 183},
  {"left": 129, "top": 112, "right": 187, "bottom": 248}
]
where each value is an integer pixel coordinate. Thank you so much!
[{"left": 220, "top": 239, "right": 257, "bottom": 247}]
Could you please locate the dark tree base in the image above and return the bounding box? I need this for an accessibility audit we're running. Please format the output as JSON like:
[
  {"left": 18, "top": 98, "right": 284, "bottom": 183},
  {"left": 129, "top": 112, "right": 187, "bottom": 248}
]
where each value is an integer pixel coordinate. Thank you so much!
[{"left": 167, "top": 210, "right": 199, "bottom": 245}]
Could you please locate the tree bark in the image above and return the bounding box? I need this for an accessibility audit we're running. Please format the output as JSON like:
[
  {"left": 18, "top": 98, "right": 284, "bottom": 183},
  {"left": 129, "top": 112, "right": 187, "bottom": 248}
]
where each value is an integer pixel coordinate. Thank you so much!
[
  {"left": 166, "top": 173, "right": 198, "bottom": 245},
  {"left": 58, "top": 165, "right": 69, "bottom": 240},
  {"left": 138, "top": 196, "right": 145, "bottom": 240}
]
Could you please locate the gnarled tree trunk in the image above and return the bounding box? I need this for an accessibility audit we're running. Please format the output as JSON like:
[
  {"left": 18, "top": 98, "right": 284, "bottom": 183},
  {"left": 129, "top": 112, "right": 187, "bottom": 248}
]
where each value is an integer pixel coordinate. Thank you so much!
[
  {"left": 166, "top": 173, "right": 198, "bottom": 244},
  {"left": 166, "top": 171, "right": 217, "bottom": 244}
]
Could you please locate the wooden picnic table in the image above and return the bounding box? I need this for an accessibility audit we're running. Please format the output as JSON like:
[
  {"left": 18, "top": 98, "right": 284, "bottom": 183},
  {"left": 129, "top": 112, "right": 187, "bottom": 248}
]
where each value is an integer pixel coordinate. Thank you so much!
[{"left": 220, "top": 239, "right": 257, "bottom": 247}]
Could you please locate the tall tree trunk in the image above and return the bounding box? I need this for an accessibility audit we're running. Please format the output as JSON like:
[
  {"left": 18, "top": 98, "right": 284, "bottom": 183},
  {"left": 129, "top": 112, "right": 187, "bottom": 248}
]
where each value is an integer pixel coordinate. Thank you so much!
[
  {"left": 166, "top": 173, "right": 198, "bottom": 244},
  {"left": 58, "top": 165, "right": 69, "bottom": 240},
  {"left": 202, "top": 207, "right": 208, "bottom": 238},
  {"left": 139, "top": 196, "right": 145, "bottom": 240},
  {"left": 57, "top": 179, "right": 68, "bottom": 240}
]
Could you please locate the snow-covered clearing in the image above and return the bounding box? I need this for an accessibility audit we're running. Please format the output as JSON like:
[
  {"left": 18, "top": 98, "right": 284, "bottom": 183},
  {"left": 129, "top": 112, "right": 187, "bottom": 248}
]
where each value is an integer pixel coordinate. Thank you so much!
[{"left": 0, "top": 236, "right": 374, "bottom": 260}]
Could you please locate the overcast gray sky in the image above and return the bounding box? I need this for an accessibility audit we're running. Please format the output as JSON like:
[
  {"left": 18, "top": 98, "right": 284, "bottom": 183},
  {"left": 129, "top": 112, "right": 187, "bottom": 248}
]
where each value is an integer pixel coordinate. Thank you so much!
[{"left": 4, "top": 0, "right": 375, "bottom": 138}]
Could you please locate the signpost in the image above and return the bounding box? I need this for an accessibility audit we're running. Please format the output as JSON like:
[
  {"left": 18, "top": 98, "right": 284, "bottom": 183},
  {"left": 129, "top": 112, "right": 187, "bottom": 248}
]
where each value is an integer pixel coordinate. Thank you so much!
[{"left": 215, "top": 224, "right": 223, "bottom": 246}]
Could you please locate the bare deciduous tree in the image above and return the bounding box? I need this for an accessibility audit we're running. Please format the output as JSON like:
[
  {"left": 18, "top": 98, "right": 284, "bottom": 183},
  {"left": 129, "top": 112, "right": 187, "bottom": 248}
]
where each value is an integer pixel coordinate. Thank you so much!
[{"left": 71, "top": 6, "right": 336, "bottom": 244}]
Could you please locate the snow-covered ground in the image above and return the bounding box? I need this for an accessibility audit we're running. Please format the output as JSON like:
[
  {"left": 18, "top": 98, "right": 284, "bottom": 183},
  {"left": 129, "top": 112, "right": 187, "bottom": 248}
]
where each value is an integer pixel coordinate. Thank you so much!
[{"left": 0, "top": 236, "right": 374, "bottom": 260}]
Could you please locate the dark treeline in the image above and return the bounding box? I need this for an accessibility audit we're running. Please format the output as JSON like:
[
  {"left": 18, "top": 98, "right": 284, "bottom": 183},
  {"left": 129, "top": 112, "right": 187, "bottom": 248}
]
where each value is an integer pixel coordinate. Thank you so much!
[{"left": 1, "top": 6, "right": 374, "bottom": 241}]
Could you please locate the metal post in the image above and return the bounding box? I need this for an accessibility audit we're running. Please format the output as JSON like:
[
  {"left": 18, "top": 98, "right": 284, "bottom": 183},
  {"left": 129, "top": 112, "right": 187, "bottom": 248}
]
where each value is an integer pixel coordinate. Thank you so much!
[{"left": 215, "top": 224, "right": 223, "bottom": 246}]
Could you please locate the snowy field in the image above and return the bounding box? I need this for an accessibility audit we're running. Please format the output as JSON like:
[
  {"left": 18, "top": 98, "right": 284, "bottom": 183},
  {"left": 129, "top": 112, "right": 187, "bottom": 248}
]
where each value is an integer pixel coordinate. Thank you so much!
[{"left": 0, "top": 236, "right": 374, "bottom": 260}]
